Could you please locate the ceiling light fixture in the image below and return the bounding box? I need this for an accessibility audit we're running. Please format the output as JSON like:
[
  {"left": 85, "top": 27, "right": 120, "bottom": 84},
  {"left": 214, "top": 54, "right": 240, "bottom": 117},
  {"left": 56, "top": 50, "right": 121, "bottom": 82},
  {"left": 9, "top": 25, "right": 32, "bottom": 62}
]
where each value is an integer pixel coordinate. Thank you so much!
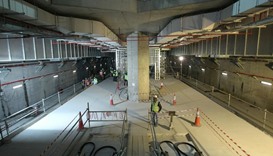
[
  {"left": 222, "top": 72, "right": 228, "bottom": 76},
  {"left": 261, "top": 81, "right": 272, "bottom": 86},
  {"left": 13, "top": 84, "right": 23, "bottom": 89}
]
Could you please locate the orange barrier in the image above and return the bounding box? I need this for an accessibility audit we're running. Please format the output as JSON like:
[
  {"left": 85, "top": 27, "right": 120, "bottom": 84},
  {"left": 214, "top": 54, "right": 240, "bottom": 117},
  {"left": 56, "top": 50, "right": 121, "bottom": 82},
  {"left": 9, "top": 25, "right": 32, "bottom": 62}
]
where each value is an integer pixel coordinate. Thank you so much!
[
  {"left": 78, "top": 112, "right": 84, "bottom": 130},
  {"left": 172, "top": 93, "right": 176, "bottom": 105},
  {"left": 194, "top": 108, "right": 201, "bottom": 127}
]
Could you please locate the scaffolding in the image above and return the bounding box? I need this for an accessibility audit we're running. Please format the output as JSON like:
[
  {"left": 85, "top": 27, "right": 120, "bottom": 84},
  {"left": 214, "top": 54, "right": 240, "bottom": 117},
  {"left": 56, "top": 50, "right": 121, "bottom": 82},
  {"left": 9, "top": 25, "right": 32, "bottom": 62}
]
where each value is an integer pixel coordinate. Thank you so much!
[
  {"left": 154, "top": 49, "right": 161, "bottom": 80},
  {"left": 115, "top": 49, "right": 127, "bottom": 74}
]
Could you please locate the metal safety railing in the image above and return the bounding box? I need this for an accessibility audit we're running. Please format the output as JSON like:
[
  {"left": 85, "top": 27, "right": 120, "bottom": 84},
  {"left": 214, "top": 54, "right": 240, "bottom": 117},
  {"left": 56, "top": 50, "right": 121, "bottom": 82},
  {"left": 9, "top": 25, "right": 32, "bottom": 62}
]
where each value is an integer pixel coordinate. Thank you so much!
[
  {"left": 84, "top": 103, "right": 128, "bottom": 156},
  {"left": 0, "top": 81, "right": 84, "bottom": 143},
  {"left": 40, "top": 108, "right": 88, "bottom": 156},
  {"left": 148, "top": 111, "right": 162, "bottom": 156},
  {"left": 148, "top": 110, "right": 204, "bottom": 156}
]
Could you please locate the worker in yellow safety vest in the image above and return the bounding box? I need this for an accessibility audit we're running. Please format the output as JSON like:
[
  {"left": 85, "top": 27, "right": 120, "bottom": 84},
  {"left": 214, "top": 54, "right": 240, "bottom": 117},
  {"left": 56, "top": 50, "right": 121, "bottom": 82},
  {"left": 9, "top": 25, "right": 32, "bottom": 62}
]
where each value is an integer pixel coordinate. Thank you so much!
[{"left": 150, "top": 95, "right": 162, "bottom": 126}]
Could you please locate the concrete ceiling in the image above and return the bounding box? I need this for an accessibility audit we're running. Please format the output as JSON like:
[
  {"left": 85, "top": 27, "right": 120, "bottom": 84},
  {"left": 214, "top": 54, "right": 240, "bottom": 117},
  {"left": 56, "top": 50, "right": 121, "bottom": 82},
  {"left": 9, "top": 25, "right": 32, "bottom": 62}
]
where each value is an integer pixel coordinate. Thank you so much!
[{"left": 24, "top": 0, "right": 237, "bottom": 41}]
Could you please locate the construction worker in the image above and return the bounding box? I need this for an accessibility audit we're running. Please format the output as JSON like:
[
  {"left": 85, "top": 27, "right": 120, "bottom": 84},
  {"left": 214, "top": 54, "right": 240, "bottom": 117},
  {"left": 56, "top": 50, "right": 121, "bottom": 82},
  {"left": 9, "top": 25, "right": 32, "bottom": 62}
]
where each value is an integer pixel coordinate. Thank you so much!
[
  {"left": 113, "top": 70, "right": 116, "bottom": 81},
  {"left": 110, "top": 67, "right": 113, "bottom": 77},
  {"left": 124, "top": 72, "right": 128, "bottom": 86},
  {"left": 150, "top": 95, "right": 162, "bottom": 127},
  {"left": 93, "top": 77, "right": 98, "bottom": 85},
  {"left": 115, "top": 70, "right": 119, "bottom": 79}
]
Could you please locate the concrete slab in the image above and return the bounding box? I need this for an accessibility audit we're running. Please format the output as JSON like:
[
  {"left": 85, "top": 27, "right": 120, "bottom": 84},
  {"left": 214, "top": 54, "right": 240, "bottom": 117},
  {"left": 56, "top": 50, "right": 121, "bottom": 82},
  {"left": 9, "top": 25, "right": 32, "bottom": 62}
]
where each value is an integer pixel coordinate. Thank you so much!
[{"left": 0, "top": 76, "right": 273, "bottom": 156}]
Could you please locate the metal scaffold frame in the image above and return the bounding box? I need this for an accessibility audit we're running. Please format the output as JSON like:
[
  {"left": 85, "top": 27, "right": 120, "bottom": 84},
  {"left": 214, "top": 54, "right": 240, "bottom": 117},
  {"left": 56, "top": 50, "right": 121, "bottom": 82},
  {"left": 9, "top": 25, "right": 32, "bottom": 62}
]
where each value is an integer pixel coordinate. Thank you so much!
[
  {"left": 115, "top": 49, "right": 127, "bottom": 74},
  {"left": 154, "top": 49, "right": 161, "bottom": 80}
]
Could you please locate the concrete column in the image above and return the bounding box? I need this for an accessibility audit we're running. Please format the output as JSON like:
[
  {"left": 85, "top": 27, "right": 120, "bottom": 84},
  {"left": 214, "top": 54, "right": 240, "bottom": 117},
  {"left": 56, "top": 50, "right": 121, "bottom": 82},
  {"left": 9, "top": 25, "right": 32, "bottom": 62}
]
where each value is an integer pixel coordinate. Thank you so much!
[{"left": 127, "top": 32, "right": 149, "bottom": 101}]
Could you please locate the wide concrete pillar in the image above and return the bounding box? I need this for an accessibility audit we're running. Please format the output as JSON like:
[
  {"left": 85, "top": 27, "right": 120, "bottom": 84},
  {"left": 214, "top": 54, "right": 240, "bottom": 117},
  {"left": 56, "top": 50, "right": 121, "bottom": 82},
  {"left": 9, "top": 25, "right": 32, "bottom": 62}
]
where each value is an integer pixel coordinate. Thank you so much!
[{"left": 127, "top": 32, "right": 149, "bottom": 101}]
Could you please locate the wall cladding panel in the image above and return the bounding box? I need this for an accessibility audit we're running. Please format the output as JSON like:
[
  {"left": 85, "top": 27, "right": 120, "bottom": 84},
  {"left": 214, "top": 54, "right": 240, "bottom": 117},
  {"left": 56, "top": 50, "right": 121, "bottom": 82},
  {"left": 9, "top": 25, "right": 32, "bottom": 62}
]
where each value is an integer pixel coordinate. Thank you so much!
[
  {"left": 235, "top": 33, "right": 245, "bottom": 55},
  {"left": 0, "top": 35, "right": 9, "bottom": 61},
  {"left": 24, "top": 37, "right": 35, "bottom": 60},
  {"left": 212, "top": 37, "right": 219, "bottom": 55},
  {"left": 52, "top": 41, "right": 58, "bottom": 58},
  {"left": 246, "top": 28, "right": 258, "bottom": 56},
  {"left": 259, "top": 25, "right": 273, "bottom": 56},
  {"left": 220, "top": 35, "right": 227, "bottom": 55},
  {"left": 35, "top": 38, "right": 44, "bottom": 59},
  {"left": 227, "top": 34, "right": 235, "bottom": 55},
  {"left": 67, "top": 44, "right": 72, "bottom": 57},
  {"left": 44, "top": 39, "right": 52, "bottom": 58},
  {"left": 61, "top": 42, "right": 66, "bottom": 58},
  {"left": 207, "top": 39, "right": 212, "bottom": 56},
  {"left": 9, "top": 37, "right": 23, "bottom": 60}
]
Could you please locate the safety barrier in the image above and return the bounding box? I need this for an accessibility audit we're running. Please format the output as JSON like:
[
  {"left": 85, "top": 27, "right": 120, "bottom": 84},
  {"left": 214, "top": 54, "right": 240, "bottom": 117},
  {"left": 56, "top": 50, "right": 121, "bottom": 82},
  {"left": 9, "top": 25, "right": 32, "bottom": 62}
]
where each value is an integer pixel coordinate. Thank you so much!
[
  {"left": 0, "top": 81, "right": 84, "bottom": 144},
  {"left": 87, "top": 110, "right": 127, "bottom": 122},
  {"left": 80, "top": 103, "right": 127, "bottom": 156}
]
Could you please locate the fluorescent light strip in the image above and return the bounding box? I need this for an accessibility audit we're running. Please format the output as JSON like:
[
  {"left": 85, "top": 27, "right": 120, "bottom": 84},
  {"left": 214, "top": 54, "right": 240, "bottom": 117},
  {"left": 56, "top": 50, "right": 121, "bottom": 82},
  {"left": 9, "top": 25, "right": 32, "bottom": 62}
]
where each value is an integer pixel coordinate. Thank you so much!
[
  {"left": 73, "top": 70, "right": 76, "bottom": 73},
  {"left": 222, "top": 72, "right": 228, "bottom": 76},
  {"left": 53, "top": 75, "right": 58, "bottom": 78},
  {"left": 201, "top": 68, "right": 205, "bottom": 71},
  {"left": 261, "top": 81, "right": 272, "bottom": 86},
  {"left": 13, "top": 84, "right": 23, "bottom": 89}
]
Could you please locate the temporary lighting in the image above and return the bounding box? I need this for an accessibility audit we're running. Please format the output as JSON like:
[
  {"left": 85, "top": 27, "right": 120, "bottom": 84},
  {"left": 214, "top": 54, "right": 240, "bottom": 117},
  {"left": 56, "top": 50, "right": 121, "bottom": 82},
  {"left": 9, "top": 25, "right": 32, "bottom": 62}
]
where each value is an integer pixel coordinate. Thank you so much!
[
  {"left": 53, "top": 75, "right": 58, "bottom": 78},
  {"left": 189, "top": 65, "right": 191, "bottom": 68},
  {"left": 86, "top": 67, "right": 89, "bottom": 70},
  {"left": 73, "top": 70, "right": 76, "bottom": 73},
  {"left": 179, "top": 56, "right": 184, "bottom": 61},
  {"left": 13, "top": 84, "right": 23, "bottom": 89},
  {"left": 201, "top": 68, "right": 205, "bottom": 72},
  {"left": 261, "top": 81, "right": 272, "bottom": 86},
  {"left": 222, "top": 72, "right": 228, "bottom": 76}
]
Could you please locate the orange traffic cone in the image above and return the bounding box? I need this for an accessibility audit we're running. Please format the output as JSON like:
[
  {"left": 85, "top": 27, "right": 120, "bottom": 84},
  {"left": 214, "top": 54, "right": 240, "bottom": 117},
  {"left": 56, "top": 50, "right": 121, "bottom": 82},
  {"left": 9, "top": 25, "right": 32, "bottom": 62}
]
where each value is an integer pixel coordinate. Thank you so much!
[
  {"left": 110, "top": 94, "right": 114, "bottom": 105},
  {"left": 78, "top": 112, "right": 84, "bottom": 130},
  {"left": 194, "top": 108, "right": 201, "bottom": 127},
  {"left": 160, "top": 82, "right": 163, "bottom": 89},
  {"left": 172, "top": 93, "right": 176, "bottom": 105}
]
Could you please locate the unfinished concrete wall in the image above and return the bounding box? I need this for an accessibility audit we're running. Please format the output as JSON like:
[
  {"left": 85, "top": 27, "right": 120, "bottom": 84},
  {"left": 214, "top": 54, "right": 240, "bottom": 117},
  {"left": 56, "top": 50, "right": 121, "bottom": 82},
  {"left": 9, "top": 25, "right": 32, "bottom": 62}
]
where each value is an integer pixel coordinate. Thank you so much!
[{"left": 169, "top": 56, "right": 273, "bottom": 112}]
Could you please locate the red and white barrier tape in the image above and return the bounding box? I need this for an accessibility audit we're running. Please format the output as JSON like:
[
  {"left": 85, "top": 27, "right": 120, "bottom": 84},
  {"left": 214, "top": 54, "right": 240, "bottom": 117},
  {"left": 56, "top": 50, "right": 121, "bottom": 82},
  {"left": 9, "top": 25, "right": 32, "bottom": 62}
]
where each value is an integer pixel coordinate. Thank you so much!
[{"left": 201, "top": 111, "right": 251, "bottom": 156}]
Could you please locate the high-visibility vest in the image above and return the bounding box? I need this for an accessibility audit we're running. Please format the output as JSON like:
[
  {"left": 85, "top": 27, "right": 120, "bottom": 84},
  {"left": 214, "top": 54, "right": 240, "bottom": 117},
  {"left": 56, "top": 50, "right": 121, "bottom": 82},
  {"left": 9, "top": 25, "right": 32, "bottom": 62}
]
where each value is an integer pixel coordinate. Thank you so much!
[
  {"left": 152, "top": 101, "right": 160, "bottom": 112},
  {"left": 124, "top": 74, "right": 128, "bottom": 80},
  {"left": 94, "top": 78, "right": 98, "bottom": 84}
]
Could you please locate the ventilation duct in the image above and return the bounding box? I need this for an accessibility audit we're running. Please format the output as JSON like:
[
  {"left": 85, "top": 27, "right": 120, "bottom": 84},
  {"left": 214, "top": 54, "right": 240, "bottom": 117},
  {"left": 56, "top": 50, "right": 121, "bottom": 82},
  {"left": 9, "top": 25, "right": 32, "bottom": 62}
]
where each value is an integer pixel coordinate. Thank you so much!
[
  {"left": 157, "top": 0, "right": 273, "bottom": 45},
  {"left": 0, "top": 0, "right": 120, "bottom": 48}
]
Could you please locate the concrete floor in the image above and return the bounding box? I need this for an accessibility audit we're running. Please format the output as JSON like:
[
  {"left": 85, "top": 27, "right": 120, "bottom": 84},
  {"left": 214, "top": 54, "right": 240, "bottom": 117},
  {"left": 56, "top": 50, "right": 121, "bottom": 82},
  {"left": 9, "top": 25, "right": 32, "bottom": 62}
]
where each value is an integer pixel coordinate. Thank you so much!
[{"left": 0, "top": 76, "right": 273, "bottom": 156}]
